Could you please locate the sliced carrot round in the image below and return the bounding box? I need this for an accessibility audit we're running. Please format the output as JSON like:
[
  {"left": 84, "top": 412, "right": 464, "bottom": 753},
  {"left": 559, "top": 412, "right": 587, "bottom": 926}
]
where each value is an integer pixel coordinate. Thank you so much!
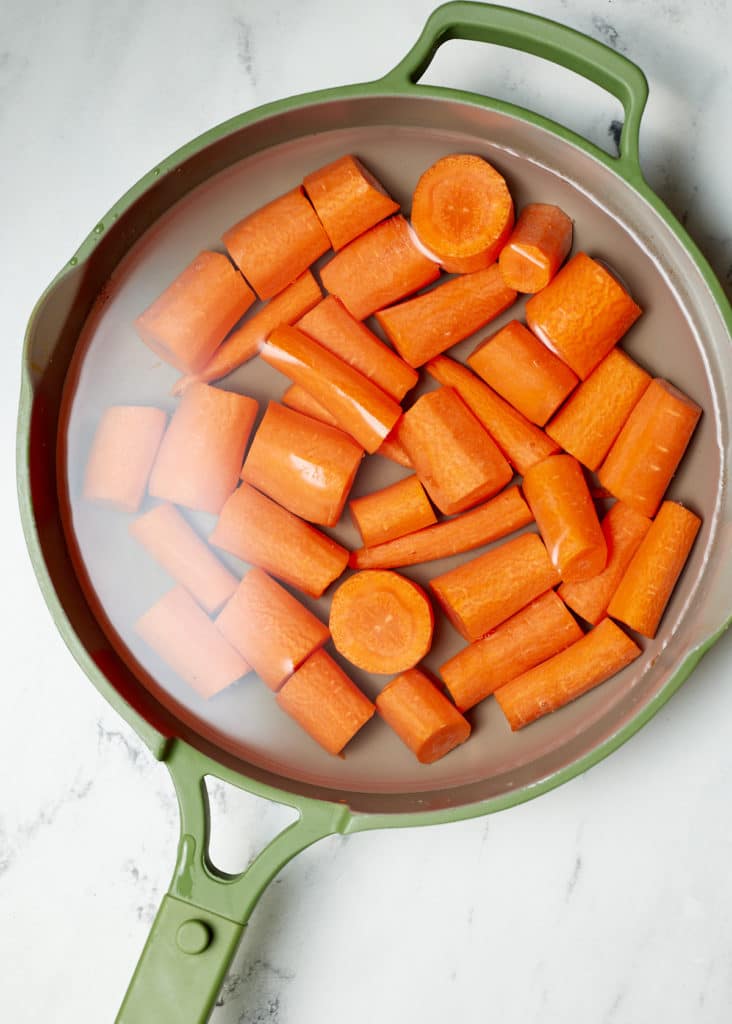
[{"left": 329, "top": 570, "right": 434, "bottom": 674}]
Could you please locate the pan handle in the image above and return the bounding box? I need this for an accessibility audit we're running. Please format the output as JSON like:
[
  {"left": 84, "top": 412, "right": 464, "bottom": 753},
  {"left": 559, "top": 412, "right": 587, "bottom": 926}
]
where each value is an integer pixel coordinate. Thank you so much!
[
  {"left": 380, "top": 1, "right": 648, "bottom": 179},
  {"left": 116, "top": 740, "right": 346, "bottom": 1023}
]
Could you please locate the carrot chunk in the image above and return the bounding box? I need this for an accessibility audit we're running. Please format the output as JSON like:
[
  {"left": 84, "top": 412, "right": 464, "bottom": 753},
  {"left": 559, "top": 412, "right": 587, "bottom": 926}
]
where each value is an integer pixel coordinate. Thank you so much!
[
  {"left": 241, "top": 401, "right": 363, "bottom": 527},
  {"left": 376, "top": 669, "right": 471, "bottom": 763},
  {"left": 411, "top": 154, "right": 514, "bottom": 274},
  {"left": 210, "top": 483, "right": 348, "bottom": 599},
  {"left": 525, "top": 253, "right": 642, "bottom": 378},
  {"left": 134, "top": 251, "right": 255, "bottom": 375},
  {"left": 495, "top": 618, "right": 641, "bottom": 730},
  {"left": 498, "top": 203, "right": 573, "bottom": 293},
  {"left": 608, "top": 501, "right": 701, "bottom": 638},
  {"left": 440, "top": 591, "right": 582, "bottom": 711},
  {"left": 349, "top": 475, "right": 436, "bottom": 547},
  {"left": 396, "top": 387, "right": 513, "bottom": 516},
  {"left": 430, "top": 532, "right": 560, "bottom": 642},
  {"left": 319, "top": 215, "right": 439, "bottom": 320},
  {"left": 330, "top": 570, "right": 434, "bottom": 674},
  {"left": 276, "top": 649, "right": 375, "bottom": 755},
  {"left": 546, "top": 348, "right": 651, "bottom": 470},
  {"left": 559, "top": 502, "right": 651, "bottom": 625},
  {"left": 522, "top": 454, "right": 607, "bottom": 582},
  {"left": 303, "top": 155, "right": 400, "bottom": 251},
  {"left": 468, "top": 319, "right": 578, "bottom": 425},
  {"left": 598, "top": 378, "right": 702, "bottom": 518},
  {"left": 216, "top": 568, "right": 329, "bottom": 690},
  {"left": 129, "top": 503, "right": 238, "bottom": 613},
  {"left": 83, "top": 405, "right": 166, "bottom": 513},
  {"left": 374, "top": 430, "right": 413, "bottom": 468},
  {"left": 282, "top": 383, "right": 340, "bottom": 427},
  {"left": 135, "top": 587, "right": 250, "bottom": 698}
]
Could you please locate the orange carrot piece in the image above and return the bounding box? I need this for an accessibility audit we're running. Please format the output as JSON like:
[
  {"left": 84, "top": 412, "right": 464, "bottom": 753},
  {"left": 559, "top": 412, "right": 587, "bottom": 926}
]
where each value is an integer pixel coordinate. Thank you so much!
[
  {"left": 210, "top": 483, "right": 348, "bottom": 598},
  {"left": 282, "top": 383, "right": 340, "bottom": 427},
  {"left": 598, "top": 379, "right": 702, "bottom": 518},
  {"left": 374, "top": 430, "right": 413, "bottom": 468},
  {"left": 134, "top": 252, "right": 255, "bottom": 375},
  {"left": 350, "top": 486, "right": 532, "bottom": 570},
  {"left": 522, "top": 454, "right": 606, "bottom": 583},
  {"left": 298, "top": 295, "right": 418, "bottom": 400},
  {"left": 319, "top": 215, "right": 440, "bottom": 320},
  {"left": 411, "top": 154, "right": 515, "bottom": 274},
  {"left": 303, "top": 155, "right": 400, "bottom": 251},
  {"left": 222, "top": 187, "right": 330, "bottom": 300},
  {"left": 376, "top": 669, "right": 471, "bottom": 763},
  {"left": 350, "top": 475, "right": 436, "bottom": 547},
  {"left": 430, "top": 532, "right": 560, "bottom": 642},
  {"left": 135, "top": 587, "right": 250, "bottom": 698},
  {"left": 396, "top": 387, "right": 513, "bottom": 516},
  {"left": 260, "top": 325, "right": 401, "bottom": 453},
  {"left": 276, "top": 649, "right": 375, "bottom": 755},
  {"left": 525, "top": 253, "right": 642, "bottom": 379},
  {"left": 467, "top": 320, "right": 578, "bottom": 426},
  {"left": 149, "top": 383, "right": 257, "bottom": 515},
  {"left": 329, "top": 570, "right": 434, "bottom": 674},
  {"left": 498, "top": 203, "right": 573, "bottom": 293},
  {"left": 440, "top": 591, "right": 582, "bottom": 711},
  {"left": 129, "top": 503, "right": 238, "bottom": 613},
  {"left": 241, "top": 401, "right": 362, "bottom": 527},
  {"left": 375, "top": 265, "right": 517, "bottom": 368},
  {"left": 215, "top": 568, "right": 329, "bottom": 690},
  {"left": 546, "top": 348, "right": 651, "bottom": 470},
  {"left": 608, "top": 501, "right": 701, "bottom": 638},
  {"left": 426, "top": 356, "right": 559, "bottom": 475},
  {"left": 185, "top": 270, "right": 322, "bottom": 388},
  {"left": 495, "top": 618, "right": 641, "bottom": 730},
  {"left": 559, "top": 502, "right": 651, "bottom": 625},
  {"left": 83, "top": 405, "right": 167, "bottom": 513}
]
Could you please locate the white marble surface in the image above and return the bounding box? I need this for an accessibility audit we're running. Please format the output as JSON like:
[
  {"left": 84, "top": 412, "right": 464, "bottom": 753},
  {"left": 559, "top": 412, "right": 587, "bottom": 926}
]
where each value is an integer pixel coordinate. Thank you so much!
[{"left": 2, "top": 1, "right": 732, "bottom": 1021}]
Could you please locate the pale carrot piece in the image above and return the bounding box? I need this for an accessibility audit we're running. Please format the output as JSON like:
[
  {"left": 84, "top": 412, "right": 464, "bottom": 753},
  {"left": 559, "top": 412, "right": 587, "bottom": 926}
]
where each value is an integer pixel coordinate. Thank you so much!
[
  {"left": 376, "top": 669, "right": 471, "bottom": 763},
  {"left": 282, "top": 383, "right": 340, "bottom": 427},
  {"left": 319, "top": 215, "right": 440, "bottom": 320},
  {"left": 440, "top": 591, "right": 582, "bottom": 711},
  {"left": 525, "top": 252, "right": 642, "bottom": 379},
  {"left": 598, "top": 379, "right": 702, "bottom": 518},
  {"left": 430, "top": 532, "right": 560, "bottom": 642},
  {"left": 276, "top": 649, "right": 375, "bottom": 755},
  {"left": 522, "top": 454, "right": 607, "bottom": 583},
  {"left": 222, "top": 187, "right": 330, "bottom": 300},
  {"left": 546, "top": 348, "right": 651, "bottom": 470},
  {"left": 396, "top": 387, "right": 513, "bottom": 516},
  {"left": 303, "top": 155, "right": 400, "bottom": 251},
  {"left": 83, "top": 406, "right": 167, "bottom": 513},
  {"left": 375, "top": 430, "right": 413, "bottom": 468},
  {"left": 349, "top": 475, "right": 436, "bottom": 547},
  {"left": 350, "top": 486, "right": 532, "bottom": 570},
  {"left": 241, "top": 401, "right": 363, "bottom": 527},
  {"left": 329, "top": 570, "right": 434, "bottom": 674},
  {"left": 135, "top": 587, "right": 250, "bottom": 699},
  {"left": 148, "top": 383, "right": 257, "bottom": 515},
  {"left": 215, "top": 568, "right": 329, "bottom": 690},
  {"left": 375, "top": 265, "right": 517, "bottom": 368},
  {"left": 467, "top": 320, "right": 578, "bottom": 426},
  {"left": 260, "top": 325, "right": 402, "bottom": 453},
  {"left": 498, "top": 204, "right": 573, "bottom": 293},
  {"left": 411, "top": 154, "right": 515, "bottom": 274},
  {"left": 559, "top": 502, "right": 651, "bottom": 625},
  {"left": 210, "top": 484, "right": 348, "bottom": 598},
  {"left": 426, "top": 356, "right": 559, "bottom": 474},
  {"left": 134, "top": 252, "right": 255, "bottom": 375},
  {"left": 494, "top": 618, "right": 641, "bottom": 730},
  {"left": 181, "top": 270, "right": 322, "bottom": 389},
  {"left": 298, "top": 295, "right": 418, "bottom": 400},
  {"left": 608, "top": 501, "right": 701, "bottom": 638},
  {"left": 129, "top": 503, "right": 238, "bottom": 614}
]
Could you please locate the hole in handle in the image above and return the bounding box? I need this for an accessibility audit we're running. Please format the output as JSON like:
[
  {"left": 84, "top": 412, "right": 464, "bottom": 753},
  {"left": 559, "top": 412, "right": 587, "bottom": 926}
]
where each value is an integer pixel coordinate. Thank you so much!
[{"left": 205, "top": 776, "right": 299, "bottom": 876}]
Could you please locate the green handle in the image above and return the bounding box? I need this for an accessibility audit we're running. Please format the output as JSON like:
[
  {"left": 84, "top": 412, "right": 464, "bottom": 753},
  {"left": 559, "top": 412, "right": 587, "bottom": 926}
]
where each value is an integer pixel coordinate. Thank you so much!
[{"left": 381, "top": 1, "right": 648, "bottom": 176}]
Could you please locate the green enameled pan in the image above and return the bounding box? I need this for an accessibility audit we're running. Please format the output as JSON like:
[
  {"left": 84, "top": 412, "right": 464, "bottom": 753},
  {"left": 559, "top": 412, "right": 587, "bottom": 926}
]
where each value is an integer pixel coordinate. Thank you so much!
[{"left": 16, "top": 3, "right": 732, "bottom": 1022}]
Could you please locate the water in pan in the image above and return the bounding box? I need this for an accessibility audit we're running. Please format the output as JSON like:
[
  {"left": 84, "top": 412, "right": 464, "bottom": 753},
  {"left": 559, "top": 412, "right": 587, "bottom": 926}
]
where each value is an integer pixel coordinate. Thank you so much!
[{"left": 58, "top": 120, "right": 721, "bottom": 796}]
